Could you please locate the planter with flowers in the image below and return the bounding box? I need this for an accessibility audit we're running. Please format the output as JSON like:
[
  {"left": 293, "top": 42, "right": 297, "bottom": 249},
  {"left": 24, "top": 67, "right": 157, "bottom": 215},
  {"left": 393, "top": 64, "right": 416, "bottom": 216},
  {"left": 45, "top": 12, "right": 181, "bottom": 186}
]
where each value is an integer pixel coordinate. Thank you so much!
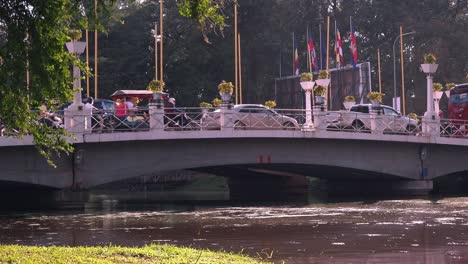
[
  {"left": 367, "top": 92, "right": 385, "bottom": 107},
  {"left": 343, "top": 96, "right": 356, "bottom": 110},
  {"left": 314, "top": 85, "right": 327, "bottom": 105},
  {"left": 432, "top": 82, "right": 443, "bottom": 100},
  {"left": 200, "top": 102, "right": 212, "bottom": 114},
  {"left": 445, "top": 82, "right": 456, "bottom": 98},
  {"left": 421, "top": 53, "right": 438, "bottom": 74},
  {"left": 147, "top": 79, "right": 165, "bottom": 102},
  {"left": 218, "top": 80, "right": 234, "bottom": 105},
  {"left": 212, "top": 98, "right": 222, "bottom": 108},
  {"left": 65, "top": 29, "right": 85, "bottom": 55},
  {"left": 315, "top": 70, "right": 330, "bottom": 87}
]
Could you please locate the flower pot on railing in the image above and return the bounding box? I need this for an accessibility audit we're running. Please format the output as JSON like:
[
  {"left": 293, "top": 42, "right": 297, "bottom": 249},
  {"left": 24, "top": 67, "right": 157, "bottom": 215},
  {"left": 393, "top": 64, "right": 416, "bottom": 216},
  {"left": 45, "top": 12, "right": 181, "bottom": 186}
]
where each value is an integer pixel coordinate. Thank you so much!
[
  {"left": 315, "top": 78, "right": 330, "bottom": 87},
  {"left": 218, "top": 81, "right": 234, "bottom": 106},
  {"left": 343, "top": 101, "right": 355, "bottom": 110},
  {"left": 420, "top": 64, "right": 439, "bottom": 74}
]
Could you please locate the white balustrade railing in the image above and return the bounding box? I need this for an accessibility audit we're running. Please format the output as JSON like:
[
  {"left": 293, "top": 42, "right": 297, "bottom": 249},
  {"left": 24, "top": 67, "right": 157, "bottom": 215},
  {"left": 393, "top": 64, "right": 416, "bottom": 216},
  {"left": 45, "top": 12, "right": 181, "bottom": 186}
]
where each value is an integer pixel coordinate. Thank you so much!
[{"left": 1, "top": 107, "right": 467, "bottom": 139}]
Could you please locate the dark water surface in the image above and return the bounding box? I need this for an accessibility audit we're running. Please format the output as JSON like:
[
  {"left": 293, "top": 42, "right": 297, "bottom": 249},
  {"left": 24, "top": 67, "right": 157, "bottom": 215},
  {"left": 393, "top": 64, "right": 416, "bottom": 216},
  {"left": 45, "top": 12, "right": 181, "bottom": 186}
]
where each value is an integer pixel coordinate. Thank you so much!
[{"left": 2, "top": 198, "right": 468, "bottom": 263}]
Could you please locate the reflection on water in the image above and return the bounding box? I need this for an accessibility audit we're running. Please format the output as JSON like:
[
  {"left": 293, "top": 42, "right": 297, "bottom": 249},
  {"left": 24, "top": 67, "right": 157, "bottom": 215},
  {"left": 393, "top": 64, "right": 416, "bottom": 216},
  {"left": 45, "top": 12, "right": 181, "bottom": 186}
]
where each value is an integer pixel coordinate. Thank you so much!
[{"left": 2, "top": 197, "right": 468, "bottom": 263}]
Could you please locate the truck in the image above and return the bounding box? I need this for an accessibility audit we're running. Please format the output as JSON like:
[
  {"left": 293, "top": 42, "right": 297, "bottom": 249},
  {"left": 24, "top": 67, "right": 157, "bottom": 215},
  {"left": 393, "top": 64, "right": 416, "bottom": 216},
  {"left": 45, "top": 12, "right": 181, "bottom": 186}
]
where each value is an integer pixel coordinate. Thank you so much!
[
  {"left": 448, "top": 83, "right": 468, "bottom": 120},
  {"left": 326, "top": 104, "right": 419, "bottom": 134}
]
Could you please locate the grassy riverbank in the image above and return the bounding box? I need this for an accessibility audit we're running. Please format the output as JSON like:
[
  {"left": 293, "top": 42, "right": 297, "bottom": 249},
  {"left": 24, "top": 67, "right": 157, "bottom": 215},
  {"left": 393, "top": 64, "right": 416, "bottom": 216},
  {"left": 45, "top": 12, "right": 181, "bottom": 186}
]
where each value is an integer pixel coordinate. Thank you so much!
[{"left": 0, "top": 244, "right": 271, "bottom": 264}]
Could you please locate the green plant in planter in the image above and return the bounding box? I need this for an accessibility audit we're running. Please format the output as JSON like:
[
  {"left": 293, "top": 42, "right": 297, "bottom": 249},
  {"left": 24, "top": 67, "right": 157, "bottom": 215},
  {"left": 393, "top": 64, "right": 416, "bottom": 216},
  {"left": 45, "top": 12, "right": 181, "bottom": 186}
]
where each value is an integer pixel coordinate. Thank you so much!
[
  {"left": 318, "top": 70, "right": 329, "bottom": 79},
  {"left": 264, "top": 100, "right": 276, "bottom": 109},
  {"left": 147, "top": 80, "right": 164, "bottom": 92},
  {"left": 424, "top": 53, "right": 437, "bottom": 64},
  {"left": 367, "top": 91, "right": 385, "bottom": 102},
  {"left": 314, "top": 86, "right": 327, "bottom": 96},
  {"left": 432, "top": 82, "right": 443, "bottom": 91},
  {"left": 344, "top": 96, "right": 356, "bottom": 102},
  {"left": 218, "top": 80, "right": 234, "bottom": 93},
  {"left": 200, "top": 102, "right": 212, "bottom": 108},
  {"left": 300, "top": 72, "right": 313, "bottom": 82},
  {"left": 445, "top": 82, "right": 456, "bottom": 91},
  {"left": 407, "top": 113, "right": 420, "bottom": 122},
  {"left": 212, "top": 98, "right": 222, "bottom": 107},
  {"left": 68, "top": 29, "right": 82, "bottom": 42}
]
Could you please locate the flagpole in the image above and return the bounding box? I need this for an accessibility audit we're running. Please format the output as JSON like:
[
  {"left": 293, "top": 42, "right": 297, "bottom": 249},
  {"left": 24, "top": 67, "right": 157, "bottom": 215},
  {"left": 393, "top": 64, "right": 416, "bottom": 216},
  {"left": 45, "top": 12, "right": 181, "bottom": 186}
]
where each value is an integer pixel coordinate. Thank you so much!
[
  {"left": 86, "top": 26, "right": 89, "bottom": 97},
  {"left": 154, "top": 22, "right": 158, "bottom": 81},
  {"left": 292, "top": 32, "right": 294, "bottom": 75},
  {"left": 319, "top": 24, "right": 323, "bottom": 70},
  {"left": 326, "top": 17, "right": 330, "bottom": 72},
  {"left": 326, "top": 17, "right": 330, "bottom": 110},
  {"left": 306, "top": 26, "right": 311, "bottom": 73},
  {"left": 94, "top": 0, "right": 98, "bottom": 99},
  {"left": 378, "top": 48, "right": 382, "bottom": 94},
  {"left": 234, "top": 0, "right": 238, "bottom": 104},
  {"left": 238, "top": 33, "right": 243, "bottom": 104},
  {"left": 160, "top": 0, "right": 164, "bottom": 84},
  {"left": 400, "top": 26, "right": 406, "bottom": 115}
]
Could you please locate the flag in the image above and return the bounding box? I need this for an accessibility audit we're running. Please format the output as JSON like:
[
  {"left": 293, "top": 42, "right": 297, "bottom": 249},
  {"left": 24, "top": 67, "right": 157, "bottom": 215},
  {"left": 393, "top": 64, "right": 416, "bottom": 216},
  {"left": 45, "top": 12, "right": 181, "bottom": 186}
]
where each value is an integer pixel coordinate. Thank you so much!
[
  {"left": 350, "top": 25, "right": 358, "bottom": 67},
  {"left": 308, "top": 31, "right": 319, "bottom": 73},
  {"left": 335, "top": 26, "right": 344, "bottom": 66},
  {"left": 319, "top": 26, "right": 326, "bottom": 70},
  {"left": 293, "top": 34, "right": 299, "bottom": 75}
]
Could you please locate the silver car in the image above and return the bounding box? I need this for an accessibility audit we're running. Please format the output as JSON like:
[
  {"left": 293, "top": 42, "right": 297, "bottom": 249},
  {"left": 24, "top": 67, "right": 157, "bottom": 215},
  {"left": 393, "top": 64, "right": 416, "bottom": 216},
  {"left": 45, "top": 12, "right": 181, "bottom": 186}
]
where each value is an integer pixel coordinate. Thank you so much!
[{"left": 201, "top": 104, "right": 300, "bottom": 130}]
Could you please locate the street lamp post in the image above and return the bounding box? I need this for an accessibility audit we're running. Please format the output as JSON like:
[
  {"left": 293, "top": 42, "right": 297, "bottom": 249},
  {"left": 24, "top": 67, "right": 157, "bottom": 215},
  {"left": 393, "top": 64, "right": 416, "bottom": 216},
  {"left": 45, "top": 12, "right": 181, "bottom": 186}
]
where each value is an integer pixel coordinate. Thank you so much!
[{"left": 393, "top": 31, "right": 415, "bottom": 111}]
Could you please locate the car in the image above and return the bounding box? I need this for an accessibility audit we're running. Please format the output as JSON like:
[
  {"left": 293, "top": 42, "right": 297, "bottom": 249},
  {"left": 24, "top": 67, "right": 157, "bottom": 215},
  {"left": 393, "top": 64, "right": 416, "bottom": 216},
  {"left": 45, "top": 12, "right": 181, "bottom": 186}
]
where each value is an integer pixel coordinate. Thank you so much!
[
  {"left": 201, "top": 104, "right": 300, "bottom": 130},
  {"left": 326, "top": 104, "right": 419, "bottom": 134}
]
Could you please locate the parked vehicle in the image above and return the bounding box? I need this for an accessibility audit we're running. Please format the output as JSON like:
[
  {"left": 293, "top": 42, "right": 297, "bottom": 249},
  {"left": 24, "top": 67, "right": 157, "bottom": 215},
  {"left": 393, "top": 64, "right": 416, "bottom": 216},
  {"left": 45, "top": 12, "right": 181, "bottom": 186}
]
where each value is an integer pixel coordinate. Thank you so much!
[
  {"left": 444, "top": 83, "right": 468, "bottom": 136},
  {"left": 201, "top": 104, "right": 300, "bottom": 130},
  {"left": 448, "top": 83, "right": 468, "bottom": 120},
  {"left": 327, "top": 104, "right": 419, "bottom": 134}
]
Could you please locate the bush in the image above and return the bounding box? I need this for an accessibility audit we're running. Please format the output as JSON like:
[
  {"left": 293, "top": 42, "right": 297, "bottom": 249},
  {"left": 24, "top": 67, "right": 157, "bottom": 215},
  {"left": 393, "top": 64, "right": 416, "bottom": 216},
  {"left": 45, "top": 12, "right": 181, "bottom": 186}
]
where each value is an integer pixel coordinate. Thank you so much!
[
  {"left": 424, "top": 53, "right": 437, "bottom": 64},
  {"left": 445, "top": 82, "right": 456, "bottom": 91},
  {"left": 68, "top": 29, "right": 82, "bottom": 41},
  {"left": 200, "top": 102, "right": 212, "bottom": 108},
  {"left": 264, "top": 100, "right": 276, "bottom": 109},
  {"left": 344, "top": 96, "right": 356, "bottom": 102},
  {"left": 147, "top": 80, "right": 164, "bottom": 92},
  {"left": 318, "top": 70, "right": 329, "bottom": 79},
  {"left": 367, "top": 92, "right": 385, "bottom": 102},
  {"left": 314, "top": 86, "right": 327, "bottom": 96},
  {"left": 300, "top": 72, "right": 313, "bottom": 82},
  {"left": 212, "top": 98, "right": 222, "bottom": 107},
  {"left": 432, "top": 82, "right": 443, "bottom": 91}
]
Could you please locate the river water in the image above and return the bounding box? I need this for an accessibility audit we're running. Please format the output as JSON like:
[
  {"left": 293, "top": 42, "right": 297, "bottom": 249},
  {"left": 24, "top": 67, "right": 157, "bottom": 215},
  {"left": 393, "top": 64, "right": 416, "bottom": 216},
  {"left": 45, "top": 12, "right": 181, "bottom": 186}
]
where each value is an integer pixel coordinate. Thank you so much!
[{"left": 2, "top": 197, "right": 468, "bottom": 263}]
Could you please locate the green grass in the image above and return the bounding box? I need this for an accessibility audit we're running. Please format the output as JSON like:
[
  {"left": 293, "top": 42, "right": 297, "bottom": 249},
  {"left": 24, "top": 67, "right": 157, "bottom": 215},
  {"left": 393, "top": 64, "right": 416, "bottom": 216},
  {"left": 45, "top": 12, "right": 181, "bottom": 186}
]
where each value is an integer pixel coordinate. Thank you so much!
[{"left": 0, "top": 244, "right": 272, "bottom": 264}]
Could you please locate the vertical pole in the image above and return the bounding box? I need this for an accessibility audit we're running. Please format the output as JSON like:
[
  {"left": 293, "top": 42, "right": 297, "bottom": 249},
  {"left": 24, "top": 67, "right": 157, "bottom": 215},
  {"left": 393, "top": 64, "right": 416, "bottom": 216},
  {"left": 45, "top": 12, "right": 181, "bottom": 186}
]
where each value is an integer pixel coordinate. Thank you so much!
[
  {"left": 292, "top": 32, "right": 295, "bottom": 76},
  {"left": 234, "top": 0, "right": 238, "bottom": 104},
  {"left": 319, "top": 24, "right": 322, "bottom": 70},
  {"left": 94, "top": 0, "right": 98, "bottom": 99},
  {"left": 238, "top": 33, "right": 243, "bottom": 104},
  {"left": 160, "top": 0, "right": 164, "bottom": 83},
  {"left": 86, "top": 27, "right": 90, "bottom": 97},
  {"left": 25, "top": 32, "right": 30, "bottom": 108},
  {"left": 306, "top": 26, "right": 311, "bottom": 73},
  {"left": 154, "top": 23, "right": 158, "bottom": 81},
  {"left": 378, "top": 48, "right": 382, "bottom": 93},
  {"left": 400, "top": 26, "right": 406, "bottom": 115},
  {"left": 326, "top": 17, "right": 330, "bottom": 73}
]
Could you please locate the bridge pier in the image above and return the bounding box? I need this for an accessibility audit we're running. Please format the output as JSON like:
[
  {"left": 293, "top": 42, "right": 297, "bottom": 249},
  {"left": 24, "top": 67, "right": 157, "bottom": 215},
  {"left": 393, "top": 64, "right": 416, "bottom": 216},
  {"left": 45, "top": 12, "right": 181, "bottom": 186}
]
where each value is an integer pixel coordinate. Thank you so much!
[{"left": 227, "top": 174, "right": 309, "bottom": 201}]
